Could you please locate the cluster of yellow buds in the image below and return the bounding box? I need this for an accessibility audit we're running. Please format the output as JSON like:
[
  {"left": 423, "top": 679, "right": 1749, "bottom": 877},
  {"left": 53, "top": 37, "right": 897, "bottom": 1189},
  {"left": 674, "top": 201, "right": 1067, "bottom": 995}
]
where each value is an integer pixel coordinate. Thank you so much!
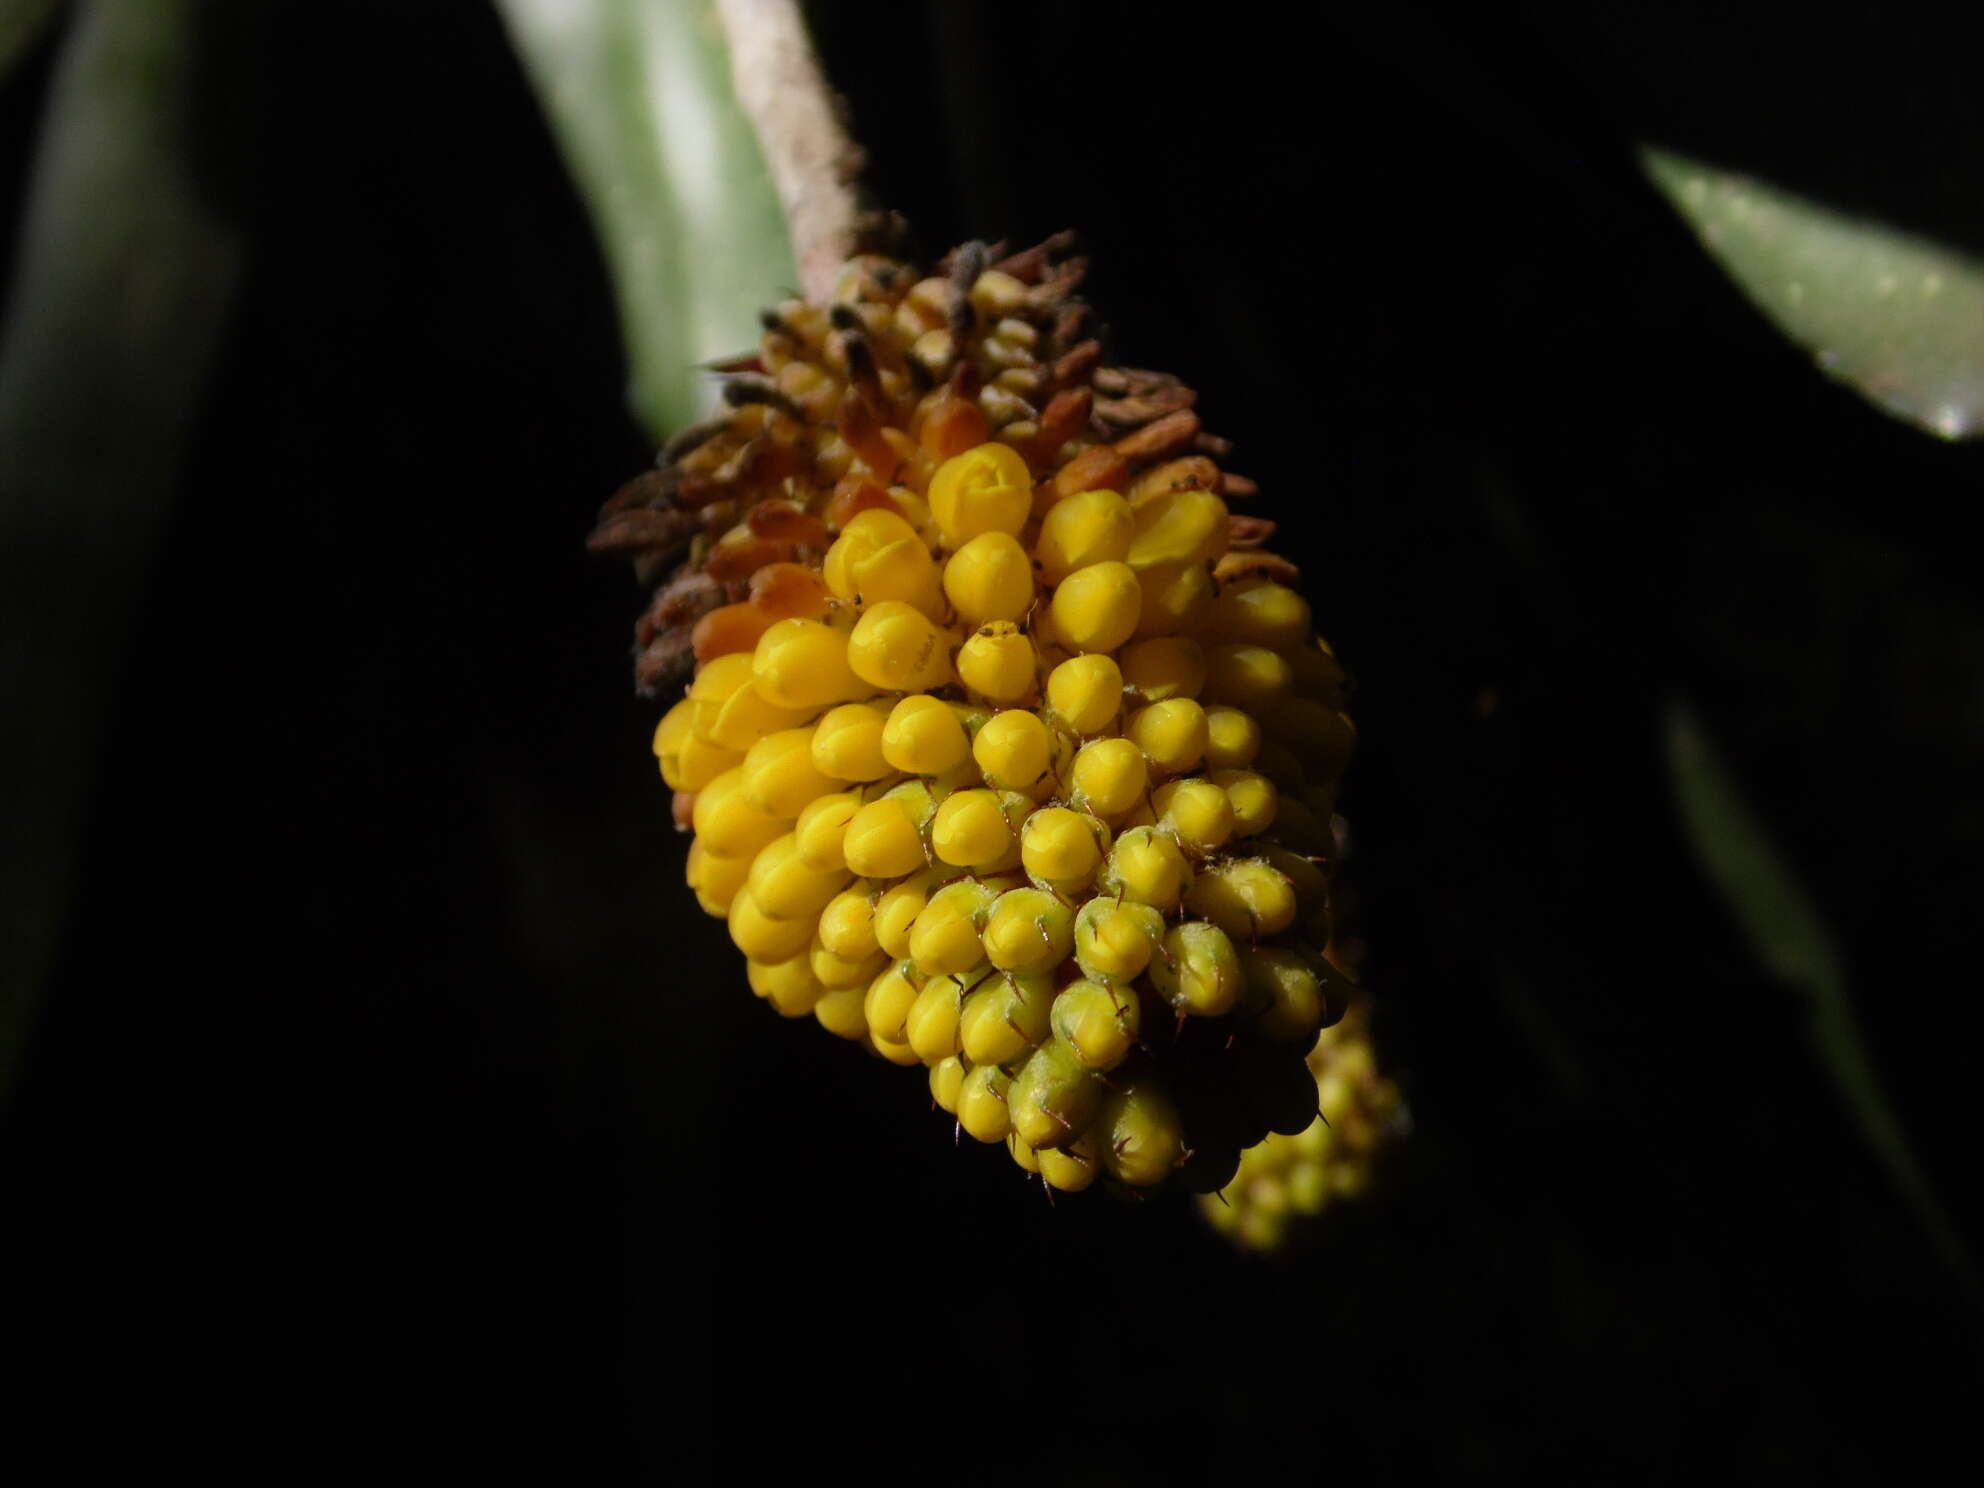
[
  {"left": 601, "top": 231, "right": 1365, "bottom": 1196},
  {"left": 1199, "top": 993, "right": 1403, "bottom": 1246}
]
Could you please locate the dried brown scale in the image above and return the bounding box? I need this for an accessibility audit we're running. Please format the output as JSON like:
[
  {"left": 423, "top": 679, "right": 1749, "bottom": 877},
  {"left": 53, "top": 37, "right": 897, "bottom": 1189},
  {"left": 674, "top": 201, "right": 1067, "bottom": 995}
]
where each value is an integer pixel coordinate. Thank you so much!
[
  {"left": 1214, "top": 551, "right": 1303, "bottom": 586},
  {"left": 1228, "top": 516, "right": 1278, "bottom": 549},
  {"left": 586, "top": 506, "right": 701, "bottom": 556},
  {"left": 721, "top": 374, "right": 806, "bottom": 421},
  {"left": 1113, "top": 409, "right": 1202, "bottom": 461},
  {"left": 592, "top": 232, "right": 1281, "bottom": 691},
  {"left": 597, "top": 468, "right": 677, "bottom": 522},
  {"left": 946, "top": 242, "right": 988, "bottom": 339},
  {"left": 991, "top": 229, "right": 1078, "bottom": 283},
  {"left": 1094, "top": 384, "right": 1198, "bottom": 428}
]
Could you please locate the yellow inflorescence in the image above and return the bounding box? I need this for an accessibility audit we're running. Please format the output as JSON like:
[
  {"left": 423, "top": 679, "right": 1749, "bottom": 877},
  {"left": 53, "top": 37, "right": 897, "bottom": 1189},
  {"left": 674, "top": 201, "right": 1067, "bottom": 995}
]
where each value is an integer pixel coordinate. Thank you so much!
[
  {"left": 631, "top": 242, "right": 1366, "bottom": 1199},
  {"left": 1199, "top": 995, "right": 1402, "bottom": 1248}
]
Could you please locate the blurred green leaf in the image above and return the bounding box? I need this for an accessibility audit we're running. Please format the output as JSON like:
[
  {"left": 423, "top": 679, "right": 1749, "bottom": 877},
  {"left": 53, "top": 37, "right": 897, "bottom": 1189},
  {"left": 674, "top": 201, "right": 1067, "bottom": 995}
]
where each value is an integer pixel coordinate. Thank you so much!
[
  {"left": 1, "top": 0, "right": 63, "bottom": 80},
  {"left": 1644, "top": 147, "right": 1984, "bottom": 440},
  {"left": 0, "top": 0, "right": 246, "bottom": 1102},
  {"left": 496, "top": 0, "right": 797, "bottom": 443},
  {"left": 1664, "top": 700, "right": 1973, "bottom": 1291}
]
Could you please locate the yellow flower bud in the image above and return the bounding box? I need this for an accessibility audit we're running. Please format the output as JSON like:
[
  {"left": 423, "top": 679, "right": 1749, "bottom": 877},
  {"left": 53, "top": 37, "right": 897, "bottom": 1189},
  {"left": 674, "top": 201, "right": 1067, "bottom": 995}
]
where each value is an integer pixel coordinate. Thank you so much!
[
  {"left": 956, "top": 1064, "right": 1014, "bottom": 1143},
  {"left": 930, "top": 1055, "right": 968, "bottom": 1112},
  {"left": 929, "top": 787, "right": 1024, "bottom": 871},
  {"left": 842, "top": 795, "right": 929, "bottom": 879},
  {"left": 810, "top": 702, "right": 892, "bottom": 782},
  {"left": 706, "top": 679, "right": 819, "bottom": 753},
  {"left": 1209, "top": 768, "right": 1279, "bottom": 837},
  {"left": 941, "top": 531, "right": 1034, "bottom": 625},
  {"left": 1203, "top": 704, "right": 1262, "bottom": 770},
  {"left": 1151, "top": 777, "right": 1235, "bottom": 856},
  {"left": 1126, "top": 697, "right": 1209, "bottom": 778},
  {"left": 960, "top": 969, "right": 1052, "bottom": 1065},
  {"left": 824, "top": 508, "right": 943, "bottom": 616},
  {"left": 872, "top": 869, "right": 937, "bottom": 959},
  {"left": 1126, "top": 487, "right": 1228, "bottom": 571},
  {"left": 811, "top": 941, "right": 885, "bottom": 992},
  {"left": 747, "top": 954, "right": 825, "bottom": 1018},
  {"left": 1009, "top": 1039, "right": 1102, "bottom": 1151},
  {"left": 1035, "top": 488, "right": 1133, "bottom": 582},
  {"left": 744, "top": 833, "right": 848, "bottom": 920},
  {"left": 909, "top": 879, "right": 1001, "bottom": 979},
  {"left": 1099, "top": 825, "right": 1190, "bottom": 909},
  {"left": 1020, "top": 805, "right": 1107, "bottom": 893},
  {"left": 971, "top": 708, "right": 1053, "bottom": 792},
  {"left": 1132, "top": 562, "right": 1213, "bottom": 638},
  {"left": 1037, "top": 1135, "right": 1099, "bottom": 1192},
  {"left": 1203, "top": 644, "right": 1292, "bottom": 712},
  {"left": 847, "top": 600, "right": 955, "bottom": 692},
  {"left": 812, "top": 984, "right": 869, "bottom": 1040},
  {"left": 1068, "top": 736, "right": 1147, "bottom": 820},
  {"left": 1239, "top": 945, "right": 1328, "bottom": 1044},
  {"left": 816, "top": 882, "right": 881, "bottom": 960},
  {"left": 863, "top": 959, "right": 925, "bottom": 1045},
  {"left": 727, "top": 886, "right": 815, "bottom": 961},
  {"left": 1049, "top": 560, "right": 1140, "bottom": 653},
  {"left": 685, "top": 838, "right": 750, "bottom": 917},
  {"left": 1148, "top": 920, "right": 1242, "bottom": 1016},
  {"left": 928, "top": 441, "right": 1032, "bottom": 547},
  {"left": 955, "top": 623, "right": 1037, "bottom": 705},
  {"left": 881, "top": 693, "right": 970, "bottom": 776},
  {"left": 752, "top": 618, "right": 867, "bottom": 709},
  {"left": 982, "top": 887, "right": 1076, "bottom": 972},
  {"left": 1050, "top": 980, "right": 1140, "bottom": 1071},
  {"left": 793, "top": 791, "right": 862, "bottom": 871},
  {"left": 1097, "top": 1079, "right": 1185, "bottom": 1187},
  {"left": 1205, "top": 579, "right": 1312, "bottom": 650},
  {"left": 691, "top": 767, "right": 788, "bottom": 859},
  {"left": 1184, "top": 858, "right": 1298, "bottom": 939},
  {"left": 1119, "top": 636, "right": 1206, "bottom": 702},
  {"left": 1045, "top": 653, "right": 1122, "bottom": 735},
  {"left": 741, "top": 726, "right": 836, "bottom": 817},
  {"left": 652, "top": 698, "right": 697, "bottom": 784},
  {"left": 906, "top": 976, "right": 968, "bottom": 1063},
  {"left": 1073, "top": 898, "right": 1165, "bottom": 982}
]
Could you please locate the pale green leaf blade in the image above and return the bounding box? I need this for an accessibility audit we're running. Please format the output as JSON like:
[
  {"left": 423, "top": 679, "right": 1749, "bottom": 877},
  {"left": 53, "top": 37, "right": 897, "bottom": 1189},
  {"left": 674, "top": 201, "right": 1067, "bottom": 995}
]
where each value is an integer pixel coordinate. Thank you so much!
[
  {"left": 1, "top": 0, "right": 64, "bottom": 81},
  {"left": 0, "top": 0, "right": 246, "bottom": 1103},
  {"left": 1644, "top": 147, "right": 1984, "bottom": 440},
  {"left": 1664, "top": 700, "right": 1974, "bottom": 1290},
  {"left": 496, "top": 0, "right": 797, "bottom": 442}
]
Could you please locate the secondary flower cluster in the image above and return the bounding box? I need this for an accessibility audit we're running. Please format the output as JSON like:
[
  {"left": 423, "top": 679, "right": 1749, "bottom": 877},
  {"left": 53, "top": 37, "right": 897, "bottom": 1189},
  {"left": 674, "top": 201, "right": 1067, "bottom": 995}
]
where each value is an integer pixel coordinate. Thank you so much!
[{"left": 1200, "top": 992, "right": 1402, "bottom": 1245}]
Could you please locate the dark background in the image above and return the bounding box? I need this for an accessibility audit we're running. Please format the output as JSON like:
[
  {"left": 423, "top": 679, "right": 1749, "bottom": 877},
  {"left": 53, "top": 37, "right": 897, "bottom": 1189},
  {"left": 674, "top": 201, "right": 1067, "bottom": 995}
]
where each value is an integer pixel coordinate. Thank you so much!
[{"left": 7, "top": 1, "right": 1983, "bottom": 1481}]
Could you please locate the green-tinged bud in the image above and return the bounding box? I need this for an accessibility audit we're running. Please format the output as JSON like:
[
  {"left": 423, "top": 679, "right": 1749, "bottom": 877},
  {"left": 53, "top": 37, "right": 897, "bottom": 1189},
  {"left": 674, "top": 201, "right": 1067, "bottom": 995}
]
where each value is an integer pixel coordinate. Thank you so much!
[
  {"left": 1147, "top": 920, "right": 1243, "bottom": 1017},
  {"left": 1009, "top": 1038, "right": 1104, "bottom": 1150},
  {"left": 1099, "top": 825, "right": 1191, "bottom": 909},
  {"left": 982, "top": 887, "right": 1077, "bottom": 972},
  {"left": 1238, "top": 945, "right": 1329, "bottom": 1045},
  {"left": 1097, "top": 1076, "right": 1185, "bottom": 1187},
  {"left": 1073, "top": 898, "right": 1166, "bottom": 983},
  {"left": 959, "top": 968, "right": 1053, "bottom": 1066},
  {"left": 1050, "top": 978, "right": 1142, "bottom": 1071}
]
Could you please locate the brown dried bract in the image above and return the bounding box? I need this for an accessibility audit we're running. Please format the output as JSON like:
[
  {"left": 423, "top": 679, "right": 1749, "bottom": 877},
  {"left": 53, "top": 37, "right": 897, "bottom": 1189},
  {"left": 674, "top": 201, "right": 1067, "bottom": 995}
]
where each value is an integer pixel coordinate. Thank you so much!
[{"left": 590, "top": 229, "right": 1278, "bottom": 692}]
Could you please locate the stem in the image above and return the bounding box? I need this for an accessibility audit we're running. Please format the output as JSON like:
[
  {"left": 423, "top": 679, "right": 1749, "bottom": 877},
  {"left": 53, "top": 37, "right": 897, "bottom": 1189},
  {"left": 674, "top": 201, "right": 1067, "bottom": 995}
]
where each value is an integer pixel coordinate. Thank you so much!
[{"left": 711, "top": 0, "right": 864, "bottom": 303}]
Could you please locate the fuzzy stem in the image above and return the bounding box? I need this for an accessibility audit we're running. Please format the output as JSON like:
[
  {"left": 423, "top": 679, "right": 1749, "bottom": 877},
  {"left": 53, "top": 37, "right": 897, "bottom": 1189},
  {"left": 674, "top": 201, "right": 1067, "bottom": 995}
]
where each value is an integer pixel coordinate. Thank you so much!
[{"left": 711, "top": 0, "right": 864, "bottom": 304}]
